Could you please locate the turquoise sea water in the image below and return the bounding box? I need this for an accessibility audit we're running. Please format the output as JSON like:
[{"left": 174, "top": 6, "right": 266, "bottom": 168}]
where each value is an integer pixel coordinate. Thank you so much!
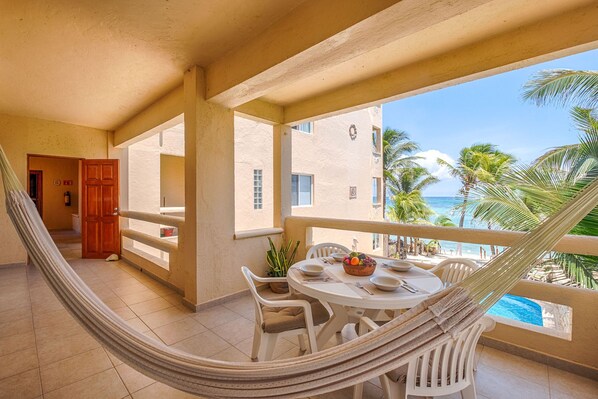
[{"left": 389, "top": 196, "right": 497, "bottom": 257}]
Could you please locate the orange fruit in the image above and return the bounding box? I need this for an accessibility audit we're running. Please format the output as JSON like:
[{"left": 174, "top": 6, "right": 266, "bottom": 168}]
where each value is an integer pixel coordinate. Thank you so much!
[{"left": 350, "top": 257, "right": 359, "bottom": 266}]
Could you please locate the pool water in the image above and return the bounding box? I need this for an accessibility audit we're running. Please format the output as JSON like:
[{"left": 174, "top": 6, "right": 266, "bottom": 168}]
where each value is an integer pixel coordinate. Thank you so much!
[{"left": 487, "top": 294, "right": 543, "bottom": 326}]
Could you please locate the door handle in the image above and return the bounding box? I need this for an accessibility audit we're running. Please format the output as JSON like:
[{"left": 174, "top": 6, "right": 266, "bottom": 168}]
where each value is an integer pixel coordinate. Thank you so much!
[{"left": 112, "top": 207, "right": 119, "bottom": 216}]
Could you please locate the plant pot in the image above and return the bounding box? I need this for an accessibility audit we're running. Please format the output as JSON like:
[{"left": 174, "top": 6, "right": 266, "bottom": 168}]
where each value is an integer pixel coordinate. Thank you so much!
[{"left": 269, "top": 281, "right": 289, "bottom": 294}]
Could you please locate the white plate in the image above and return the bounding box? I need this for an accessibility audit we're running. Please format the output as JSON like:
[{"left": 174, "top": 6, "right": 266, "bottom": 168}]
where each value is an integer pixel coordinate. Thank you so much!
[
  {"left": 300, "top": 264, "right": 324, "bottom": 277},
  {"left": 370, "top": 275, "right": 402, "bottom": 292},
  {"left": 387, "top": 260, "right": 414, "bottom": 272},
  {"left": 331, "top": 252, "right": 348, "bottom": 262}
]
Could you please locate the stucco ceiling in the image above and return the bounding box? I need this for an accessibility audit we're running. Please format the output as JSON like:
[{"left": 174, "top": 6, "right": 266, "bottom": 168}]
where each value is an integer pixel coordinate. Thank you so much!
[
  {"left": 0, "top": 0, "right": 596, "bottom": 132},
  {"left": 0, "top": 0, "right": 305, "bottom": 130}
]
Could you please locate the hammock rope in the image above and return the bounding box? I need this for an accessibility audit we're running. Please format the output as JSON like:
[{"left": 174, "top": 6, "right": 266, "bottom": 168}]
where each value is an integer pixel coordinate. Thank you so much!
[{"left": 1, "top": 145, "right": 597, "bottom": 398}]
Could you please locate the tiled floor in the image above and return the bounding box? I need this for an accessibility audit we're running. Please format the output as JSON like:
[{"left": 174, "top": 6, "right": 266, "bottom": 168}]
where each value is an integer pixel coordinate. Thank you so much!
[{"left": 0, "top": 233, "right": 596, "bottom": 398}]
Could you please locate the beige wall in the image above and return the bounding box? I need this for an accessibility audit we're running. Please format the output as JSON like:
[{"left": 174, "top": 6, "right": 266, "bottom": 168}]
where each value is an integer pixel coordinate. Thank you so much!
[
  {"left": 232, "top": 107, "right": 384, "bottom": 256},
  {"left": 291, "top": 106, "right": 384, "bottom": 255},
  {"left": 29, "top": 156, "right": 79, "bottom": 230},
  {"left": 0, "top": 113, "right": 109, "bottom": 264},
  {"left": 234, "top": 116, "right": 274, "bottom": 231},
  {"left": 160, "top": 154, "right": 185, "bottom": 207}
]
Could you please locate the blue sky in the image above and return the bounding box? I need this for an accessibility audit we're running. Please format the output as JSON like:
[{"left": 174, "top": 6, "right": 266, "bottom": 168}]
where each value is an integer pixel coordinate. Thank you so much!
[{"left": 382, "top": 49, "right": 598, "bottom": 197}]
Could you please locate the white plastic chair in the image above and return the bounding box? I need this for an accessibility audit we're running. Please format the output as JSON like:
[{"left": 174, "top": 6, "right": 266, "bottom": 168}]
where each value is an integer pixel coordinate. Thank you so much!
[
  {"left": 306, "top": 242, "right": 350, "bottom": 259},
  {"left": 430, "top": 258, "right": 479, "bottom": 287},
  {"left": 354, "top": 316, "right": 495, "bottom": 399},
  {"left": 241, "top": 266, "right": 330, "bottom": 361}
]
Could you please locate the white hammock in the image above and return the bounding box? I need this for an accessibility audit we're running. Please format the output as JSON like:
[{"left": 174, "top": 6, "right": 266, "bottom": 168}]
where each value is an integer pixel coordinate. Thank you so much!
[{"left": 1, "top": 145, "right": 597, "bottom": 398}]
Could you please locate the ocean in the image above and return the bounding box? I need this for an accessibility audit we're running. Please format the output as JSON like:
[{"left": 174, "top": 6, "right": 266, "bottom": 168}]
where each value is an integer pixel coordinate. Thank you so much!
[{"left": 391, "top": 196, "right": 495, "bottom": 258}]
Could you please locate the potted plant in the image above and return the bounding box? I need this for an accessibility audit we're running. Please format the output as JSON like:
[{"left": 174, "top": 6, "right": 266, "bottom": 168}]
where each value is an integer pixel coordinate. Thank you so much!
[{"left": 266, "top": 237, "right": 300, "bottom": 293}]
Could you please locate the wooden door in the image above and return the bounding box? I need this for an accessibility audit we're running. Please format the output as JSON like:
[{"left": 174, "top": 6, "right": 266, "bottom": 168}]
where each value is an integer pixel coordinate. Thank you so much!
[{"left": 82, "top": 160, "right": 120, "bottom": 258}]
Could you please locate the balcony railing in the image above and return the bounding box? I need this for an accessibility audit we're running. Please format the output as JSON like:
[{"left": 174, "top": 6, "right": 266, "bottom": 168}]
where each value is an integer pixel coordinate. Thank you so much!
[
  {"left": 119, "top": 210, "right": 185, "bottom": 292},
  {"left": 285, "top": 216, "right": 598, "bottom": 377}
]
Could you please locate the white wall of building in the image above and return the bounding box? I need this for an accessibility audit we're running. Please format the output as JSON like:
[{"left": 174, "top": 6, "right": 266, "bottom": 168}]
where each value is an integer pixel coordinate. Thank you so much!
[{"left": 290, "top": 106, "right": 384, "bottom": 255}]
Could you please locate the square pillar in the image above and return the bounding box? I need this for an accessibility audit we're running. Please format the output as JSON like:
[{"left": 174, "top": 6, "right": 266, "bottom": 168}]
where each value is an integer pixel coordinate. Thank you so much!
[
  {"left": 183, "top": 66, "right": 235, "bottom": 308},
  {"left": 273, "top": 124, "right": 292, "bottom": 228}
]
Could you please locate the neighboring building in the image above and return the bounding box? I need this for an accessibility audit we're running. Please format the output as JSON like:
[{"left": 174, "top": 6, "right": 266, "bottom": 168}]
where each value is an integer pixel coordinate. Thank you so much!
[
  {"left": 123, "top": 105, "right": 384, "bottom": 263},
  {"left": 235, "top": 106, "right": 385, "bottom": 256}
]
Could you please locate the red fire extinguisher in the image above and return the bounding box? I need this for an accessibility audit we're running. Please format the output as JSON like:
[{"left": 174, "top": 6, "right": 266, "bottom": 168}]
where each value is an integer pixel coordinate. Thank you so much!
[{"left": 64, "top": 191, "right": 71, "bottom": 206}]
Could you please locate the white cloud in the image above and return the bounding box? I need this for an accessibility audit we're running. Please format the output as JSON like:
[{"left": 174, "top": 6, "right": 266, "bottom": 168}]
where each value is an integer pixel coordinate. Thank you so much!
[{"left": 413, "top": 149, "right": 455, "bottom": 180}]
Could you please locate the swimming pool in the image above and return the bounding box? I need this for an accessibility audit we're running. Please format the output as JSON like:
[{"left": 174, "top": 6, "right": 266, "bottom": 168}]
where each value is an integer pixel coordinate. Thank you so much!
[{"left": 487, "top": 294, "right": 543, "bottom": 326}]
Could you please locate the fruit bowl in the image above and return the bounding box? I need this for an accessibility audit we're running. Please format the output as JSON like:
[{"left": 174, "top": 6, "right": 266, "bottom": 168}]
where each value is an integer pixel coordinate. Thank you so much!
[{"left": 342, "top": 252, "right": 377, "bottom": 276}]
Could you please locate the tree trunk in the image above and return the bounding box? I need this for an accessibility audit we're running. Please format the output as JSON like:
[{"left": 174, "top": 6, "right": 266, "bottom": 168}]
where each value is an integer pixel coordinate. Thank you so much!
[
  {"left": 488, "top": 223, "right": 496, "bottom": 256},
  {"left": 457, "top": 188, "right": 470, "bottom": 256}
]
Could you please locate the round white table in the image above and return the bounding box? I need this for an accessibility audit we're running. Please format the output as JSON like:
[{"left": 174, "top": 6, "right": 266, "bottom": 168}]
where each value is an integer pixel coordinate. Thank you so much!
[{"left": 287, "top": 257, "right": 443, "bottom": 348}]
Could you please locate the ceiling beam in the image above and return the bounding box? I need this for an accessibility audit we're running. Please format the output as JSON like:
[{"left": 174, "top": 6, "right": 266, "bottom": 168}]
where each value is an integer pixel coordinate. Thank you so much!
[
  {"left": 234, "top": 99, "right": 283, "bottom": 125},
  {"left": 205, "top": 0, "right": 493, "bottom": 109},
  {"left": 282, "top": 3, "right": 598, "bottom": 124}
]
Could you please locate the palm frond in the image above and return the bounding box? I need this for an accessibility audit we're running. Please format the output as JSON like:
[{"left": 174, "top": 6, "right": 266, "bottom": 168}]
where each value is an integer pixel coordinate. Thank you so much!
[{"left": 522, "top": 69, "right": 598, "bottom": 108}]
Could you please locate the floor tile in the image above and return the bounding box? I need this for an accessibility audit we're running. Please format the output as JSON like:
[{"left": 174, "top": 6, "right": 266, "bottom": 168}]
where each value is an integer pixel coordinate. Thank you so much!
[
  {"left": 191, "top": 305, "right": 240, "bottom": 329},
  {"left": 0, "top": 368, "right": 42, "bottom": 399},
  {"left": 479, "top": 346, "right": 548, "bottom": 385},
  {"left": 0, "top": 346, "right": 39, "bottom": 380},
  {"left": 171, "top": 330, "right": 230, "bottom": 358},
  {"left": 129, "top": 297, "right": 172, "bottom": 317},
  {"left": 210, "top": 345, "right": 252, "bottom": 362},
  {"left": 36, "top": 331, "right": 100, "bottom": 366},
  {"left": 115, "top": 363, "right": 156, "bottom": 393},
  {"left": 40, "top": 347, "right": 112, "bottom": 393},
  {"left": 0, "top": 315, "right": 33, "bottom": 338},
  {"left": 119, "top": 290, "right": 161, "bottom": 306},
  {"left": 43, "top": 368, "right": 128, "bottom": 399},
  {"left": 0, "top": 305, "right": 32, "bottom": 324},
  {"left": 139, "top": 307, "right": 188, "bottom": 329},
  {"left": 132, "top": 382, "right": 203, "bottom": 399},
  {"left": 548, "top": 366, "right": 598, "bottom": 398},
  {"left": 0, "top": 330, "right": 36, "bottom": 356},
  {"left": 210, "top": 317, "right": 255, "bottom": 345},
  {"left": 125, "top": 317, "right": 151, "bottom": 333},
  {"left": 152, "top": 317, "right": 207, "bottom": 345},
  {"left": 33, "top": 308, "right": 74, "bottom": 329},
  {"left": 475, "top": 364, "right": 550, "bottom": 399}
]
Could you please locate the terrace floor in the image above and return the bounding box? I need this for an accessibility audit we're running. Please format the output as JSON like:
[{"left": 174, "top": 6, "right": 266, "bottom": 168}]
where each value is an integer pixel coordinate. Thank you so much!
[{"left": 0, "top": 234, "right": 596, "bottom": 398}]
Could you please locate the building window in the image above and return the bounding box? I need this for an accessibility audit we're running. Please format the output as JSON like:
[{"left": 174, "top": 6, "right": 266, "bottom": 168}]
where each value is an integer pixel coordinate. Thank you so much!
[
  {"left": 292, "top": 122, "right": 313, "bottom": 134},
  {"left": 372, "top": 177, "right": 381, "bottom": 205},
  {"left": 372, "top": 126, "right": 381, "bottom": 154},
  {"left": 292, "top": 174, "right": 313, "bottom": 206},
  {"left": 372, "top": 233, "right": 380, "bottom": 250},
  {"left": 253, "top": 169, "right": 263, "bottom": 209}
]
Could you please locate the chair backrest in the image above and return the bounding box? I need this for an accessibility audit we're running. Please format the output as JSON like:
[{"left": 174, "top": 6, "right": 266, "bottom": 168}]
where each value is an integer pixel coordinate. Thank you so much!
[
  {"left": 405, "top": 317, "right": 494, "bottom": 397},
  {"left": 434, "top": 258, "right": 479, "bottom": 286},
  {"left": 240, "top": 266, "right": 265, "bottom": 327},
  {"left": 306, "top": 242, "right": 350, "bottom": 259}
]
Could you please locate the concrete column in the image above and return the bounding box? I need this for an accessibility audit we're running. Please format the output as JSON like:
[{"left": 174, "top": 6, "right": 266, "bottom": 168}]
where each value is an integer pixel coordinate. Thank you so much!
[
  {"left": 273, "top": 124, "right": 292, "bottom": 228},
  {"left": 183, "top": 66, "right": 236, "bottom": 308}
]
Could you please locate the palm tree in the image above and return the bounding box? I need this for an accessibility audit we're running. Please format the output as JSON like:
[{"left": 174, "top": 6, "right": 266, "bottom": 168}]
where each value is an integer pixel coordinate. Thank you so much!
[
  {"left": 522, "top": 69, "right": 598, "bottom": 109},
  {"left": 470, "top": 162, "right": 598, "bottom": 288},
  {"left": 470, "top": 68, "right": 598, "bottom": 288},
  {"left": 382, "top": 128, "right": 420, "bottom": 216},
  {"left": 437, "top": 144, "right": 515, "bottom": 254},
  {"left": 387, "top": 190, "right": 433, "bottom": 256}
]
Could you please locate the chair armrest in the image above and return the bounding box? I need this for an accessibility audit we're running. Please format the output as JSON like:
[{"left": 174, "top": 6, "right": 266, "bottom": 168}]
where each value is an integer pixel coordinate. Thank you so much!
[
  {"left": 428, "top": 264, "right": 442, "bottom": 273},
  {"left": 251, "top": 275, "right": 288, "bottom": 283},
  {"left": 357, "top": 316, "right": 380, "bottom": 336}
]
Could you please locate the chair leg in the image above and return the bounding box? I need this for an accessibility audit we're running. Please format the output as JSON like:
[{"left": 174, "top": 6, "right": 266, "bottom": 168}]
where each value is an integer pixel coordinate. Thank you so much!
[
  {"left": 353, "top": 382, "right": 364, "bottom": 399},
  {"left": 298, "top": 334, "right": 307, "bottom": 352},
  {"left": 306, "top": 325, "right": 318, "bottom": 353},
  {"left": 251, "top": 324, "right": 262, "bottom": 360},
  {"left": 381, "top": 376, "right": 404, "bottom": 399},
  {"left": 260, "top": 333, "right": 278, "bottom": 361},
  {"left": 461, "top": 384, "right": 477, "bottom": 399}
]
